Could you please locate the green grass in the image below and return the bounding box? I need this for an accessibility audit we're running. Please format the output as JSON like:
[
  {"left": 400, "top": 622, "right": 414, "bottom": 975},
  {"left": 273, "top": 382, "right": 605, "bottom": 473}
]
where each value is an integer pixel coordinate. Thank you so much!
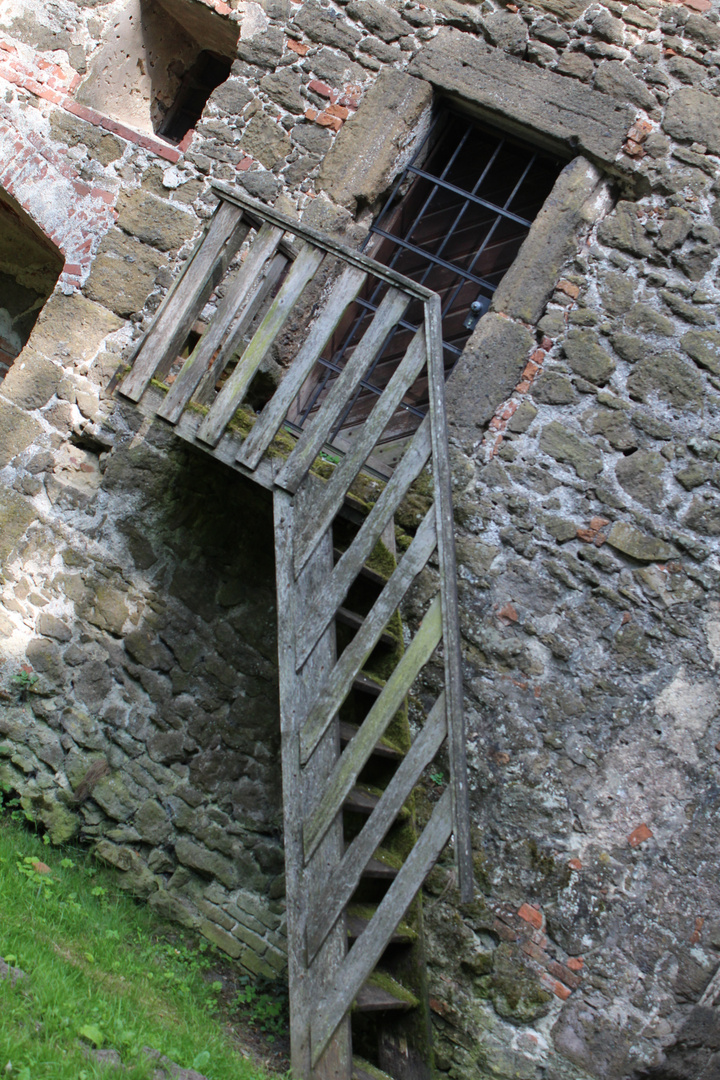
[{"left": 0, "top": 806, "right": 284, "bottom": 1080}]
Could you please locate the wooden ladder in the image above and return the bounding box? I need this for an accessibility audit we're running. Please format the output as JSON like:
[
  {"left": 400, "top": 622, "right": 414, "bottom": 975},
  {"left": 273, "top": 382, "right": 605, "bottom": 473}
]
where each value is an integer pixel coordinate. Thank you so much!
[{"left": 117, "top": 187, "right": 473, "bottom": 1080}]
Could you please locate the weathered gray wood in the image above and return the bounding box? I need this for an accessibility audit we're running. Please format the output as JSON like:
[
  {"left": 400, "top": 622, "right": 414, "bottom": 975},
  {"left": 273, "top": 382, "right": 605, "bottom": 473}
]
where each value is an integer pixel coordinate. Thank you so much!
[
  {"left": 237, "top": 264, "right": 368, "bottom": 470},
  {"left": 292, "top": 327, "right": 427, "bottom": 573},
  {"left": 295, "top": 420, "right": 433, "bottom": 670},
  {"left": 275, "top": 288, "right": 411, "bottom": 504},
  {"left": 303, "top": 594, "right": 443, "bottom": 862},
  {"left": 213, "top": 182, "right": 436, "bottom": 303},
  {"left": 120, "top": 201, "right": 247, "bottom": 402},
  {"left": 157, "top": 223, "right": 284, "bottom": 423},
  {"left": 299, "top": 510, "right": 437, "bottom": 761},
  {"left": 425, "top": 295, "right": 474, "bottom": 906},
  {"left": 311, "top": 789, "right": 453, "bottom": 1066},
  {"left": 306, "top": 694, "right": 447, "bottom": 962},
  {"left": 274, "top": 490, "right": 351, "bottom": 1080},
  {"left": 197, "top": 243, "right": 325, "bottom": 447},
  {"left": 194, "top": 252, "right": 288, "bottom": 408},
  {"left": 131, "top": 383, "right": 277, "bottom": 493}
]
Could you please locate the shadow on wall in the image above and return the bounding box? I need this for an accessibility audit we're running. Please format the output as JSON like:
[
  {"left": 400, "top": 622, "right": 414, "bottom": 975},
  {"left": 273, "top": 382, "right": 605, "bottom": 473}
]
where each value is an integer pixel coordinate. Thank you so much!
[
  {"left": 76, "top": 0, "right": 238, "bottom": 142},
  {"left": 0, "top": 188, "right": 63, "bottom": 379}
]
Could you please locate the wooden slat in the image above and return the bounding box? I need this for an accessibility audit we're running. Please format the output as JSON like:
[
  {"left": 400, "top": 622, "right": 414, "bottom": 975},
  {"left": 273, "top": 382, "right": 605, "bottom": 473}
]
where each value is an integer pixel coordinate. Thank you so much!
[
  {"left": 425, "top": 295, "right": 474, "bottom": 906},
  {"left": 237, "top": 264, "right": 367, "bottom": 470},
  {"left": 303, "top": 595, "right": 443, "bottom": 862},
  {"left": 193, "top": 252, "right": 287, "bottom": 407},
  {"left": 311, "top": 789, "right": 453, "bottom": 1066},
  {"left": 335, "top": 607, "right": 396, "bottom": 647},
  {"left": 306, "top": 695, "right": 446, "bottom": 962},
  {"left": 120, "top": 201, "right": 247, "bottom": 402},
  {"left": 354, "top": 981, "right": 416, "bottom": 1013},
  {"left": 295, "top": 422, "right": 433, "bottom": 670},
  {"left": 197, "top": 243, "right": 325, "bottom": 447},
  {"left": 339, "top": 722, "right": 402, "bottom": 761},
  {"left": 274, "top": 491, "right": 351, "bottom": 1080},
  {"left": 275, "top": 288, "right": 411, "bottom": 503},
  {"left": 299, "top": 511, "right": 438, "bottom": 762},
  {"left": 213, "top": 182, "right": 436, "bottom": 303},
  {"left": 292, "top": 328, "right": 427, "bottom": 573},
  {"left": 157, "top": 223, "right": 284, "bottom": 423}
]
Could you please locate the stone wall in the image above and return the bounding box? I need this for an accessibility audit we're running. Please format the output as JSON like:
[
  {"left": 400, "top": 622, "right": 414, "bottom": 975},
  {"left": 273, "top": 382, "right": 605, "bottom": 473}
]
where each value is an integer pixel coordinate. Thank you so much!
[{"left": 1, "top": 0, "right": 720, "bottom": 1076}]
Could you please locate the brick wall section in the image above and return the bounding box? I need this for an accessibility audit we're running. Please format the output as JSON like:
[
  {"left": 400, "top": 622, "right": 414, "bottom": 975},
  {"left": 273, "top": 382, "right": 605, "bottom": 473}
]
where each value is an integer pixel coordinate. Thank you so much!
[{"left": 0, "top": 107, "right": 116, "bottom": 289}]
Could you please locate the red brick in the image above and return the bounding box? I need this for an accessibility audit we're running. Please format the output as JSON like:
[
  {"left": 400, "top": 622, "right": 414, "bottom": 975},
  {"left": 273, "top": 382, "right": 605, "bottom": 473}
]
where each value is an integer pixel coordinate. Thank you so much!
[
  {"left": 557, "top": 278, "right": 580, "bottom": 299},
  {"left": 237, "top": 157, "right": 253, "bottom": 170},
  {"left": 63, "top": 263, "right": 82, "bottom": 276},
  {"left": 689, "top": 917, "right": 704, "bottom": 945},
  {"left": 308, "top": 79, "right": 333, "bottom": 99},
  {"left": 214, "top": 0, "right": 232, "bottom": 13},
  {"left": 628, "top": 120, "right": 652, "bottom": 144},
  {"left": 541, "top": 336, "right": 553, "bottom": 350},
  {"left": 683, "top": 0, "right": 711, "bottom": 11},
  {"left": 522, "top": 360, "right": 540, "bottom": 380},
  {"left": 178, "top": 130, "right": 194, "bottom": 153},
  {"left": 518, "top": 903, "right": 543, "bottom": 929},
  {"left": 305, "top": 107, "right": 319, "bottom": 122},
  {"left": 62, "top": 100, "right": 104, "bottom": 125},
  {"left": 326, "top": 102, "right": 350, "bottom": 121},
  {"left": 628, "top": 823, "right": 653, "bottom": 848},
  {"left": 287, "top": 38, "right": 309, "bottom": 55},
  {"left": 498, "top": 602, "right": 518, "bottom": 623},
  {"left": 493, "top": 918, "right": 518, "bottom": 943},
  {"left": 521, "top": 939, "right": 549, "bottom": 964},
  {"left": 547, "top": 959, "right": 581, "bottom": 989},
  {"left": 566, "top": 957, "right": 584, "bottom": 972},
  {"left": 568, "top": 858, "right": 582, "bottom": 871},
  {"left": 515, "top": 379, "right": 531, "bottom": 394},
  {"left": 540, "top": 973, "right": 572, "bottom": 1000},
  {"left": 577, "top": 527, "right": 596, "bottom": 543}
]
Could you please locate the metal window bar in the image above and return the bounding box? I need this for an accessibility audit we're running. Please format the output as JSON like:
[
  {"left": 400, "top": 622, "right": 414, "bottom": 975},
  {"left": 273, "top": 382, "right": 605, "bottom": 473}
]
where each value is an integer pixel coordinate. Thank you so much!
[{"left": 292, "top": 111, "right": 562, "bottom": 445}]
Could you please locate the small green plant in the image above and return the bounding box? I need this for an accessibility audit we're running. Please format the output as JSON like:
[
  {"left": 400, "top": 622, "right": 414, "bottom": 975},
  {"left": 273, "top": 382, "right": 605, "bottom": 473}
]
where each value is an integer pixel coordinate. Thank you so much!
[
  {"left": 234, "top": 974, "right": 289, "bottom": 1039},
  {"left": 430, "top": 771, "right": 445, "bottom": 786},
  {"left": 10, "top": 665, "right": 39, "bottom": 693}
]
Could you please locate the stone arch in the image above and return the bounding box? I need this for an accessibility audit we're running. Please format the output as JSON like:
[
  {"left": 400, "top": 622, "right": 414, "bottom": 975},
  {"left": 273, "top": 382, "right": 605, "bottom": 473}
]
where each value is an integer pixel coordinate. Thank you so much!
[
  {"left": 0, "top": 187, "right": 63, "bottom": 378},
  {"left": 0, "top": 105, "right": 117, "bottom": 293}
]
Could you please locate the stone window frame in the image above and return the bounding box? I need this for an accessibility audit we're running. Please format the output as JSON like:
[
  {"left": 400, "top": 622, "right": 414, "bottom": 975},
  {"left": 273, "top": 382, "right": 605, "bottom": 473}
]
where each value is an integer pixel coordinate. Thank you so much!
[{"left": 316, "top": 35, "right": 633, "bottom": 449}]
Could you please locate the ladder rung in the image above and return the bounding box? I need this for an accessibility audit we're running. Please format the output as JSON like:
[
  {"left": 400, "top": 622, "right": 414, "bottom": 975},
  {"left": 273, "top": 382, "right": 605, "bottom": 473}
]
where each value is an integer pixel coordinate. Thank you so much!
[
  {"left": 344, "top": 786, "right": 379, "bottom": 815},
  {"left": 333, "top": 549, "right": 388, "bottom": 588},
  {"left": 347, "top": 912, "right": 415, "bottom": 944},
  {"left": 339, "top": 721, "right": 403, "bottom": 761},
  {"left": 362, "top": 856, "right": 399, "bottom": 880},
  {"left": 336, "top": 607, "right": 396, "bottom": 647},
  {"left": 352, "top": 672, "right": 384, "bottom": 697},
  {"left": 352, "top": 1057, "right": 394, "bottom": 1080},
  {"left": 354, "top": 975, "right": 418, "bottom": 1013}
]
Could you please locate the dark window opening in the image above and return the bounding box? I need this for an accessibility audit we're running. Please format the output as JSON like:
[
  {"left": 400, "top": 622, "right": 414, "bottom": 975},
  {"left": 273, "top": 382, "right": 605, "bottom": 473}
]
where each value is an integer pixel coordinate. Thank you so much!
[
  {"left": 289, "top": 110, "right": 564, "bottom": 458},
  {"left": 0, "top": 190, "right": 63, "bottom": 382},
  {"left": 158, "top": 50, "right": 233, "bottom": 144}
]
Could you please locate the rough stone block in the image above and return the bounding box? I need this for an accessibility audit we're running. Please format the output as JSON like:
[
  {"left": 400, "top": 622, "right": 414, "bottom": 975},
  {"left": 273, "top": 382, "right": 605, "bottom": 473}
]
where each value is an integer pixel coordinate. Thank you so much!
[
  {"left": 409, "top": 30, "right": 633, "bottom": 166},
  {"left": 317, "top": 68, "right": 433, "bottom": 212},
  {"left": 663, "top": 88, "right": 720, "bottom": 156},
  {"left": 446, "top": 313, "right": 534, "bottom": 437},
  {"left": 490, "top": 157, "right": 603, "bottom": 325},
  {"left": 240, "top": 112, "right": 291, "bottom": 170},
  {"left": 539, "top": 421, "right": 602, "bottom": 479},
  {"left": 84, "top": 229, "right": 166, "bottom": 317},
  {"left": 0, "top": 351, "right": 62, "bottom": 411},
  {"left": 27, "top": 293, "right": 122, "bottom": 366},
  {"left": 606, "top": 521, "right": 678, "bottom": 561},
  {"left": 0, "top": 484, "right": 35, "bottom": 560},
  {"left": 0, "top": 400, "right": 42, "bottom": 469},
  {"left": 116, "top": 190, "right": 199, "bottom": 254}
]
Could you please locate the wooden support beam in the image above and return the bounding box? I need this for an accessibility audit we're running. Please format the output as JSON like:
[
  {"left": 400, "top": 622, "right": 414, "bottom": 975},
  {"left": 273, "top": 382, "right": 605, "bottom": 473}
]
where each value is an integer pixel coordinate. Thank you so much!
[
  {"left": 198, "top": 244, "right": 325, "bottom": 447},
  {"left": 310, "top": 790, "right": 453, "bottom": 1067},
  {"left": 292, "top": 328, "right": 427, "bottom": 574},
  {"left": 306, "top": 694, "right": 447, "bottom": 961},
  {"left": 425, "top": 295, "right": 474, "bottom": 905},
  {"left": 275, "top": 288, "right": 410, "bottom": 505},
  {"left": 120, "top": 201, "right": 247, "bottom": 402},
  {"left": 295, "top": 421, "right": 433, "bottom": 670},
  {"left": 303, "top": 594, "right": 443, "bottom": 861},
  {"left": 237, "top": 264, "right": 367, "bottom": 470},
  {"left": 299, "top": 510, "right": 437, "bottom": 763},
  {"left": 157, "top": 223, "right": 284, "bottom": 423}
]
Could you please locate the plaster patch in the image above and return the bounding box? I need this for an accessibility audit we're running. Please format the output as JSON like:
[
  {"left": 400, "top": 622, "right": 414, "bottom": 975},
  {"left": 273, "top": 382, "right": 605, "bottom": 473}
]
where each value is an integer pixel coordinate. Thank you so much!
[{"left": 654, "top": 669, "right": 719, "bottom": 764}]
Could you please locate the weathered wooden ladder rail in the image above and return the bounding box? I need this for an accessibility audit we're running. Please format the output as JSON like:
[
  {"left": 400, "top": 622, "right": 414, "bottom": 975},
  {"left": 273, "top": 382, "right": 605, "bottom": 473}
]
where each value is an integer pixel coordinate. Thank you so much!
[{"left": 117, "top": 186, "right": 473, "bottom": 1080}]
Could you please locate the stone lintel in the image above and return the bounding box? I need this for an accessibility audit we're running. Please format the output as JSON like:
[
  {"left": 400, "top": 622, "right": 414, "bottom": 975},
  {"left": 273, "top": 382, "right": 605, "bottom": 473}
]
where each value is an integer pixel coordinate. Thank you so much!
[{"left": 409, "top": 28, "right": 634, "bottom": 167}]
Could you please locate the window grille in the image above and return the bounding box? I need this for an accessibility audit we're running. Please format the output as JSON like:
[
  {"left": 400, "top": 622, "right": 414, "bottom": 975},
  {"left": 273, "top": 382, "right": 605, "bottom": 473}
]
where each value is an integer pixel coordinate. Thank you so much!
[{"left": 289, "top": 111, "right": 564, "bottom": 457}]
